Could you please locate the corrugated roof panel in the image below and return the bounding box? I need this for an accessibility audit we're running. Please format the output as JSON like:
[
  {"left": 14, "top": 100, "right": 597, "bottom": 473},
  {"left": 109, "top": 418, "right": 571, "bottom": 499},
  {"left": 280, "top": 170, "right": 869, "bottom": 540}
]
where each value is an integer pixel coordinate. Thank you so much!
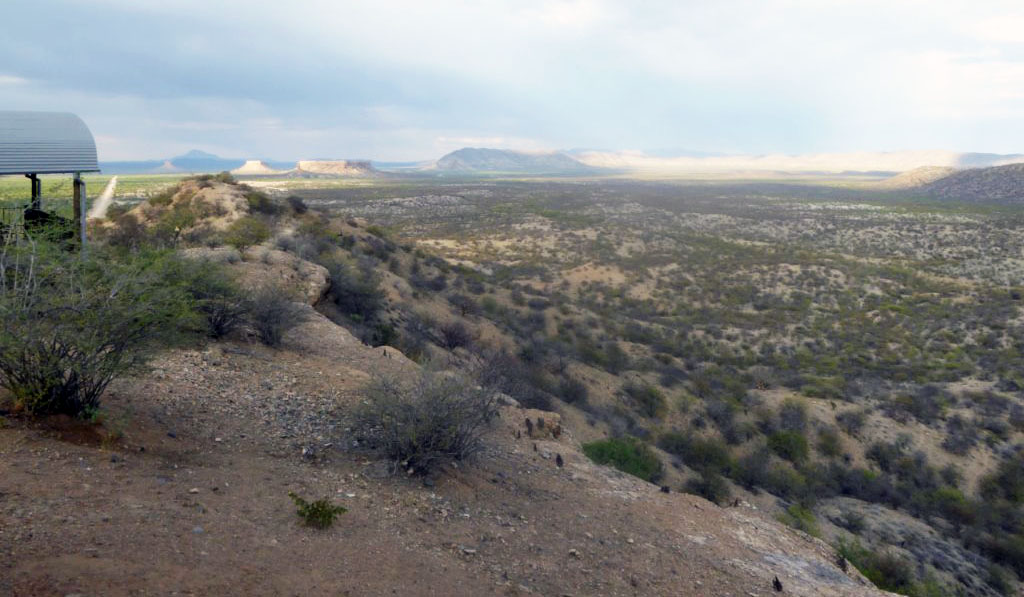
[{"left": 0, "top": 111, "right": 100, "bottom": 175}]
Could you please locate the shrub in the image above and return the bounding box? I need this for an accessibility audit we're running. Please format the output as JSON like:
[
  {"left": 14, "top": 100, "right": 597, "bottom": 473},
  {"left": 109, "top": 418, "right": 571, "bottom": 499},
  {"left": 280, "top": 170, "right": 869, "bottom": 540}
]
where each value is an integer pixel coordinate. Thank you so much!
[
  {"left": 778, "top": 399, "right": 808, "bottom": 432},
  {"left": 658, "top": 431, "right": 733, "bottom": 474},
  {"left": 439, "top": 321, "right": 474, "bottom": 350},
  {"left": 817, "top": 427, "right": 843, "bottom": 458},
  {"left": 941, "top": 415, "right": 979, "bottom": 455},
  {"left": 768, "top": 430, "right": 809, "bottom": 462},
  {"left": 0, "top": 243, "right": 193, "bottom": 417},
  {"left": 623, "top": 381, "right": 667, "bottom": 418},
  {"left": 285, "top": 195, "right": 308, "bottom": 214},
  {"left": 245, "top": 190, "right": 284, "bottom": 216},
  {"left": 836, "top": 537, "right": 919, "bottom": 595},
  {"left": 326, "top": 260, "right": 384, "bottom": 321},
  {"left": 448, "top": 293, "right": 479, "bottom": 317},
  {"left": 225, "top": 216, "right": 270, "bottom": 251},
  {"left": 685, "top": 471, "right": 732, "bottom": 504},
  {"left": 247, "top": 284, "right": 307, "bottom": 347},
  {"left": 287, "top": 492, "right": 346, "bottom": 529},
  {"left": 353, "top": 370, "right": 499, "bottom": 474},
  {"left": 177, "top": 260, "right": 249, "bottom": 339},
  {"left": 582, "top": 437, "right": 663, "bottom": 483},
  {"left": 836, "top": 409, "right": 867, "bottom": 437},
  {"left": 979, "top": 448, "right": 1024, "bottom": 503},
  {"left": 558, "top": 376, "right": 589, "bottom": 405}
]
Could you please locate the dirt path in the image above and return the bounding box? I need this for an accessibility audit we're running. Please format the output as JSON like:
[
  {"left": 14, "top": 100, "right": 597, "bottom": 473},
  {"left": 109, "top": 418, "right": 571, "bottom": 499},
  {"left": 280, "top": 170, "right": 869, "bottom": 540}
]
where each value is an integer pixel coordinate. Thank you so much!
[{"left": 86, "top": 176, "right": 117, "bottom": 219}]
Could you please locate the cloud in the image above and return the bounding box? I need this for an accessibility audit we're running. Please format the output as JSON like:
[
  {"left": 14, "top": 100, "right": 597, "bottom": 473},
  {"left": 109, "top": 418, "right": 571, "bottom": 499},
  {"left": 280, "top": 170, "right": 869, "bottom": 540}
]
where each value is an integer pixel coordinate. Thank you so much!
[{"left": 3, "top": 0, "right": 1024, "bottom": 159}]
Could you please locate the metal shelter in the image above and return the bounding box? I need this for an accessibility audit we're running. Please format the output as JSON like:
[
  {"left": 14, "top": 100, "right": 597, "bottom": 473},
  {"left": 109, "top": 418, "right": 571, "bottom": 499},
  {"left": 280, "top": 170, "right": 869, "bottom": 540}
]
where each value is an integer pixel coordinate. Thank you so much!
[{"left": 0, "top": 111, "right": 100, "bottom": 246}]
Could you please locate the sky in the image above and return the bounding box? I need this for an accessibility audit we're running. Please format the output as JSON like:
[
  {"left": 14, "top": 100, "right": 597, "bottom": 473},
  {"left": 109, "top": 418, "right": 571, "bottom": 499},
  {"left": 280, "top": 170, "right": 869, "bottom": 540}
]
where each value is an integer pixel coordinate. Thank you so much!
[{"left": 3, "top": 0, "right": 1024, "bottom": 161}]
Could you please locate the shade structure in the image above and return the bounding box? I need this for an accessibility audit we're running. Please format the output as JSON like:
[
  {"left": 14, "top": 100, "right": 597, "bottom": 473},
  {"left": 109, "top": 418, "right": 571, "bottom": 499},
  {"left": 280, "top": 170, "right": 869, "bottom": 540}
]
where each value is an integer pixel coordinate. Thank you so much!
[{"left": 0, "top": 111, "right": 99, "bottom": 176}]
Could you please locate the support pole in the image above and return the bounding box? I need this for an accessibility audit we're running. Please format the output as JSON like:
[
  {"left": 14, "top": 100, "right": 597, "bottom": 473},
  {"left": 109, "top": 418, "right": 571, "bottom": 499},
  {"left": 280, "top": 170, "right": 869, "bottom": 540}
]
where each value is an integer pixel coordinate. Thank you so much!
[
  {"left": 73, "top": 173, "right": 86, "bottom": 250},
  {"left": 26, "top": 173, "right": 40, "bottom": 209}
]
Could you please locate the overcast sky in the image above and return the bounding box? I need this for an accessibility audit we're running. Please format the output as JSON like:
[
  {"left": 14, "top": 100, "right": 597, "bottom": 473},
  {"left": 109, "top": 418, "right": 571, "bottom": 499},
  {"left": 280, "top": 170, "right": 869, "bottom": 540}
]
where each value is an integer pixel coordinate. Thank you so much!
[{"left": 4, "top": 0, "right": 1024, "bottom": 161}]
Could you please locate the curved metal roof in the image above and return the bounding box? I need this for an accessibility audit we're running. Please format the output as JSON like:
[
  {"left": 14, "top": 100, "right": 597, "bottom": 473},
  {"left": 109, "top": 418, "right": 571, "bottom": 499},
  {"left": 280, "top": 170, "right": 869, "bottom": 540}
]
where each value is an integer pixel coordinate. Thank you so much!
[{"left": 0, "top": 111, "right": 99, "bottom": 175}]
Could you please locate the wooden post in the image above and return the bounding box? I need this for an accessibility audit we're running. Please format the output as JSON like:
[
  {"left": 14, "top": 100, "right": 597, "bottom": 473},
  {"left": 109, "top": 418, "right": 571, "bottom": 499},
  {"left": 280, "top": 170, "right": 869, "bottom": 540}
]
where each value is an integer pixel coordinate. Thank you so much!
[
  {"left": 73, "top": 173, "right": 86, "bottom": 249},
  {"left": 26, "top": 173, "right": 40, "bottom": 209}
]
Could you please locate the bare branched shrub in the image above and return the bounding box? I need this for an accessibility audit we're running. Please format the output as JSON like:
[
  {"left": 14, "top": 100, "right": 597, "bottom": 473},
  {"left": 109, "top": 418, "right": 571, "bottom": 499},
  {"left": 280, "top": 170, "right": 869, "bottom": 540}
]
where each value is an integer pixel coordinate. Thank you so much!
[
  {"left": 247, "top": 284, "right": 307, "bottom": 347},
  {"left": 353, "top": 369, "right": 499, "bottom": 474},
  {"left": 439, "top": 320, "right": 474, "bottom": 350}
]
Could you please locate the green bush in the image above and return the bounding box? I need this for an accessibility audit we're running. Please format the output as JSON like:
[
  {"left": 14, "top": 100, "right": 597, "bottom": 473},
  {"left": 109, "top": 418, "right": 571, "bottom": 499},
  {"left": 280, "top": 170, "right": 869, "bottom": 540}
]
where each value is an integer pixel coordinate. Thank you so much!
[
  {"left": 326, "top": 259, "right": 384, "bottom": 321},
  {"left": 684, "top": 471, "right": 731, "bottom": 504},
  {"left": 0, "top": 243, "right": 194, "bottom": 417},
  {"left": 225, "top": 216, "right": 270, "bottom": 251},
  {"left": 836, "top": 537, "right": 932, "bottom": 596},
  {"left": 245, "top": 190, "right": 284, "bottom": 216},
  {"left": 353, "top": 370, "right": 499, "bottom": 474},
  {"left": 582, "top": 437, "right": 663, "bottom": 483},
  {"left": 768, "top": 430, "right": 809, "bottom": 462},
  {"left": 623, "top": 381, "right": 667, "bottom": 418},
  {"left": 288, "top": 492, "right": 346, "bottom": 529},
  {"left": 658, "top": 431, "right": 733, "bottom": 474},
  {"left": 558, "top": 376, "right": 589, "bottom": 405},
  {"left": 817, "top": 427, "right": 843, "bottom": 458},
  {"left": 175, "top": 259, "right": 249, "bottom": 339}
]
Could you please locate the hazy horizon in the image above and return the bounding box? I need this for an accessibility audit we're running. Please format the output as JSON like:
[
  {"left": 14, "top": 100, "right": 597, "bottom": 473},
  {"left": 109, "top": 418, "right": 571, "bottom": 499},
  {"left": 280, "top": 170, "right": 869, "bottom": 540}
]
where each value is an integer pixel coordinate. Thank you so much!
[{"left": 5, "top": 1, "right": 1024, "bottom": 162}]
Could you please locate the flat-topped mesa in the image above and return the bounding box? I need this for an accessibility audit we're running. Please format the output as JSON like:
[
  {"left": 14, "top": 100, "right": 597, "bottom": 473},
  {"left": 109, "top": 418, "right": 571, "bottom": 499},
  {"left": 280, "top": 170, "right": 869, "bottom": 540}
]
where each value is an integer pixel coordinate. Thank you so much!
[
  {"left": 231, "top": 160, "right": 279, "bottom": 175},
  {"left": 295, "top": 159, "right": 376, "bottom": 176}
]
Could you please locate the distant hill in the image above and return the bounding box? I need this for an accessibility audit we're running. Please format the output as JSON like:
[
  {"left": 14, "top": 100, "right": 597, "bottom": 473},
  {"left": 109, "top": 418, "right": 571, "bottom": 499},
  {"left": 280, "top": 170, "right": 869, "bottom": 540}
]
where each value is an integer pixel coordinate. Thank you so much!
[
  {"left": 435, "top": 148, "right": 595, "bottom": 173},
  {"left": 871, "top": 166, "right": 956, "bottom": 190},
  {"left": 920, "top": 163, "right": 1024, "bottom": 203}
]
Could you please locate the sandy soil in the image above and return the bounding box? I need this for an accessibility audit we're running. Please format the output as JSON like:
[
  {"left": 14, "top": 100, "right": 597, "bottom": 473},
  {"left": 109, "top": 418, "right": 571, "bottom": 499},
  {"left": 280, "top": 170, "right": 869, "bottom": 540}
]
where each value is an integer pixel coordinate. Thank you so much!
[{"left": 0, "top": 309, "right": 888, "bottom": 597}]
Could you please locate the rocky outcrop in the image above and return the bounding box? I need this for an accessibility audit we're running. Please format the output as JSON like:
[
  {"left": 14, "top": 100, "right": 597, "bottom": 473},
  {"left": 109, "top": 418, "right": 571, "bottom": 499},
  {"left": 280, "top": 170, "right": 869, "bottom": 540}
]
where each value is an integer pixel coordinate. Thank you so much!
[{"left": 181, "top": 246, "right": 330, "bottom": 305}]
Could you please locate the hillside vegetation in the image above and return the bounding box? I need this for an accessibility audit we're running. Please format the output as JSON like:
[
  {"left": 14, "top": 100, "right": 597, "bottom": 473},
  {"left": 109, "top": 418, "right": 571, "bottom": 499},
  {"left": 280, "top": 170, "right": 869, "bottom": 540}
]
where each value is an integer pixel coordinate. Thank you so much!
[
  {"left": 0, "top": 174, "right": 890, "bottom": 596},
  {"left": 289, "top": 177, "right": 1024, "bottom": 596}
]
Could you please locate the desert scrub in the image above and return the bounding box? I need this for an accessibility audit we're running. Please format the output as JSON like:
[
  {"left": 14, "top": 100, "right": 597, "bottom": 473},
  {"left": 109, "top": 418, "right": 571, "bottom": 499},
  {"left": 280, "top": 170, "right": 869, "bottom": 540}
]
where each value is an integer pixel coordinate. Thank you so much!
[
  {"left": 247, "top": 284, "right": 307, "bottom": 347},
  {"left": 353, "top": 369, "right": 499, "bottom": 474},
  {"left": 288, "top": 492, "right": 346, "bottom": 529},
  {"left": 224, "top": 216, "right": 270, "bottom": 251},
  {"left": 0, "top": 241, "right": 195, "bottom": 417},
  {"left": 582, "top": 437, "right": 663, "bottom": 483}
]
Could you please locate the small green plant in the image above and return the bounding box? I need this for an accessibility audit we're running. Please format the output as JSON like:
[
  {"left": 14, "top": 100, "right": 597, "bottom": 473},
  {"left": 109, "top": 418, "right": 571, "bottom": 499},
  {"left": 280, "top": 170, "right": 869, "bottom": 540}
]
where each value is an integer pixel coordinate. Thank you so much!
[
  {"left": 768, "top": 430, "right": 809, "bottom": 462},
  {"left": 582, "top": 437, "right": 663, "bottom": 483},
  {"left": 288, "top": 492, "right": 347, "bottom": 529}
]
